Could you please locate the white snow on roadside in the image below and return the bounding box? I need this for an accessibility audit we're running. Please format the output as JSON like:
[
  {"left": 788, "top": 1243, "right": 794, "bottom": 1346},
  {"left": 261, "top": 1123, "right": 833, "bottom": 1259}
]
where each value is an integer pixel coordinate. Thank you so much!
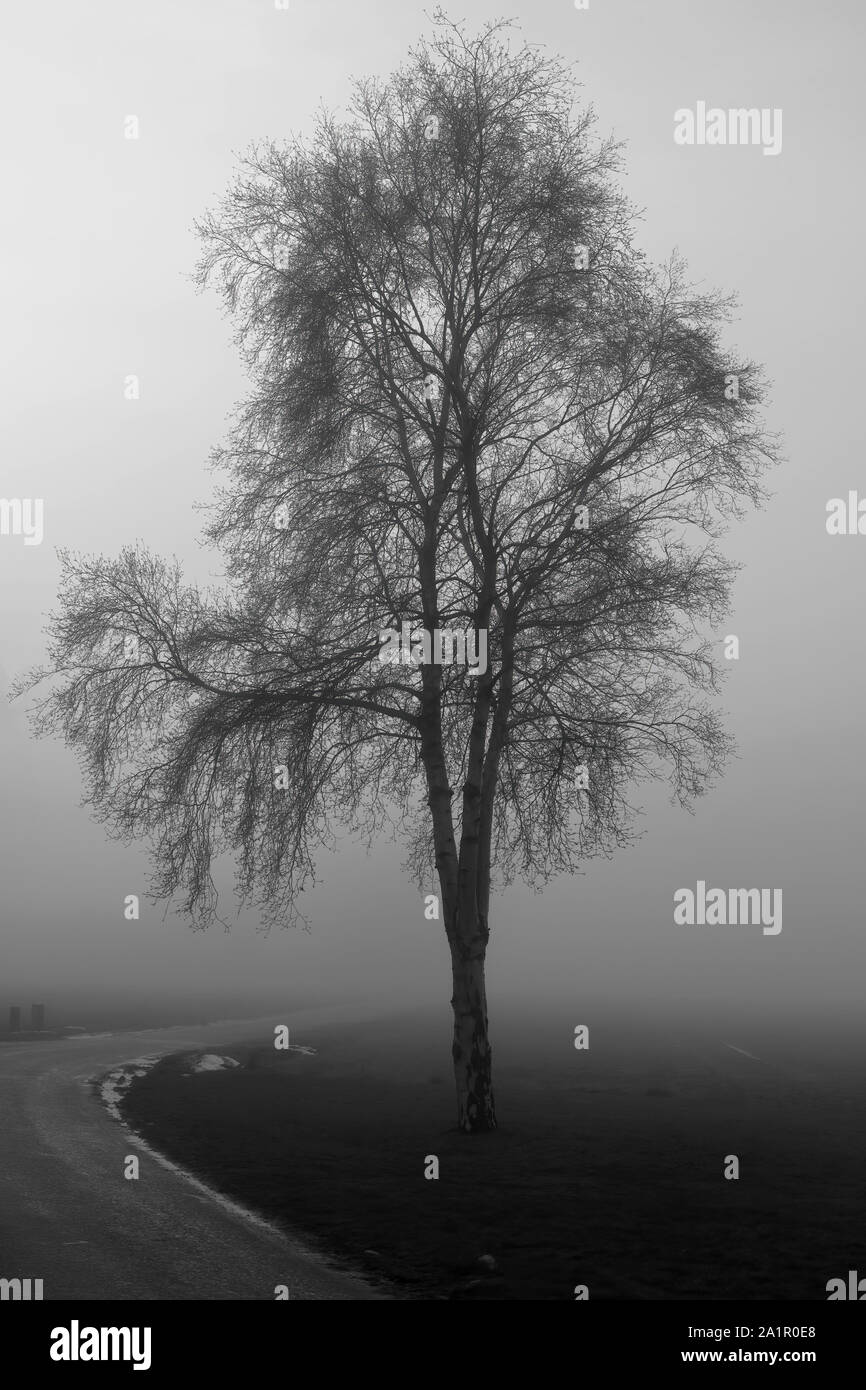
[
  {"left": 97, "top": 1043, "right": 317, "bottom": 1121},
  {"left": 88, "top": 1040, "right": 337, "bottom": 1254},
  {"left": 97, "top": 1056, "right": 161, "bottom": 1120},
  {"left": 90, "top": 1058, "right": 287, "bottom": 1240}
]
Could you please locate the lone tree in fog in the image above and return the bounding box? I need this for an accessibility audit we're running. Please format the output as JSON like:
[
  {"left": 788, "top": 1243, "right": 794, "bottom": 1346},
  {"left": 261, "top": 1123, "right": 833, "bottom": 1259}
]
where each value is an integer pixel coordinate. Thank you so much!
[{"left": 20, "top": 16, "right": 777, "bottom": 1132}]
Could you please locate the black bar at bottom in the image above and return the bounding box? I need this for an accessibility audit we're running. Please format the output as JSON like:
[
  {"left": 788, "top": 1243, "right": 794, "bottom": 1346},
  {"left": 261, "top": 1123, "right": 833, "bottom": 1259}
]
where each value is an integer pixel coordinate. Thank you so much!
[{"left": 2, "top": 1300, "right": 859, "bottom": 1375}]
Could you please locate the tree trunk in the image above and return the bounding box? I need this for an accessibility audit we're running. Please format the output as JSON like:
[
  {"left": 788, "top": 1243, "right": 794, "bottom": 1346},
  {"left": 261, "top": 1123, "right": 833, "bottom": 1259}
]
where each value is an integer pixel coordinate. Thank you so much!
[{"left": 450, "top": 943, "right": 497, "bottom": 1132}]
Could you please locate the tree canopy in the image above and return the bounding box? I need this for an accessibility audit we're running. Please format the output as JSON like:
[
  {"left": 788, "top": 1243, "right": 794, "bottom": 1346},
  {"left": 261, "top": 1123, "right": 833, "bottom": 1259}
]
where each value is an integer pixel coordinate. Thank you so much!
[{"left": 18, "top": 14, "right": 779, "bottom": 1128}]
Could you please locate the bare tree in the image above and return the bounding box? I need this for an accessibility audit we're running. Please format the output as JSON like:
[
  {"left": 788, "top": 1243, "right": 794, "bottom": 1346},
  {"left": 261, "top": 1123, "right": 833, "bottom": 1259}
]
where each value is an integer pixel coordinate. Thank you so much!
[{"left": 19, "top": 16, "right": 778, "bottom": 1132}]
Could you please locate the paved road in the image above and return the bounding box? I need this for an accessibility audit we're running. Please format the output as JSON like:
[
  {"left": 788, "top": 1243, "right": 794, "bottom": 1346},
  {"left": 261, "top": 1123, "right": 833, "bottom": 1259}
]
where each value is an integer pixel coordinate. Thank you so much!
[{"left": 0, "top": 1008, "right": 389, "bottom": 1300}]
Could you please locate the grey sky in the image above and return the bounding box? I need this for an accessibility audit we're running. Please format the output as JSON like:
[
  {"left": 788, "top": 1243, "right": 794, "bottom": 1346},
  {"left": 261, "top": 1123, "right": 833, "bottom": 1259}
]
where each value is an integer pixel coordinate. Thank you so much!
[{"left": 1, "top": 0, "right": 863, "bottom": 1022}]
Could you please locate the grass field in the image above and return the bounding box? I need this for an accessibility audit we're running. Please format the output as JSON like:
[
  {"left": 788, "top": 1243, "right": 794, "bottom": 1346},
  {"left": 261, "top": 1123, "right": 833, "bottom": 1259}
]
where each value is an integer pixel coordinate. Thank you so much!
[{"left": 119, "top": 1007, "right": 866, "bottom": 1300}]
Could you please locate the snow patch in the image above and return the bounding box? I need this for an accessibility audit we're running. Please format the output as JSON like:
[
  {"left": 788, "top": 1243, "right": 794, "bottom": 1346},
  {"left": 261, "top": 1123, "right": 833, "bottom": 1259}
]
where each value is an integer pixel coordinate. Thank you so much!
[
  {"left": 97, "top": 1056, "right": 161, "bottom": 1120},
  {"left": 92, "top": 1062, "right": 288, "bottom": 1240},
  {"left": 188, "top": 1053, "right": 240, "bottom": 1073}
]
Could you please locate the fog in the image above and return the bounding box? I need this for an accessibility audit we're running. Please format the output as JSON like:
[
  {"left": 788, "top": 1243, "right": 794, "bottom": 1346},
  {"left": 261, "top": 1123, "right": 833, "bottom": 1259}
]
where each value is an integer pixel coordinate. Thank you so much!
[{"left": 2, "top": 0, "right": 863, "bottom": 1029}]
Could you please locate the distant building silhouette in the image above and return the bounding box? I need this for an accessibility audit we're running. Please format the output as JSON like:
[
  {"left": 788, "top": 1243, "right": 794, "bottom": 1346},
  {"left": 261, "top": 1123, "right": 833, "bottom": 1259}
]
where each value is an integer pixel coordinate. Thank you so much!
[
  {"left": 30, "top": 1004, "right": 45, "bottom": 1031},
  {"left": 9, "top": 1006, "right": 21, "bottom": 1032}
]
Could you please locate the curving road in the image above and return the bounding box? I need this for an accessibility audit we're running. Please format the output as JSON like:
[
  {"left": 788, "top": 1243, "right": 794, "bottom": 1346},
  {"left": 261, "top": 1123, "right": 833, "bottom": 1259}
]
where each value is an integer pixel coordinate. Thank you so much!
[{"left": 0, "top": 1008, "right": 390, "bottom": 1300}]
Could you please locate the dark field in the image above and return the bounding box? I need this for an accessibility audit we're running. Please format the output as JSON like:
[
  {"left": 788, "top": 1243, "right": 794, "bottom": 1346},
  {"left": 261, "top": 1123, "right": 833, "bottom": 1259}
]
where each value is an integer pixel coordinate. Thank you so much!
[{"left": 119, "top": 1008, "right": 866, "bottom": 1300}]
